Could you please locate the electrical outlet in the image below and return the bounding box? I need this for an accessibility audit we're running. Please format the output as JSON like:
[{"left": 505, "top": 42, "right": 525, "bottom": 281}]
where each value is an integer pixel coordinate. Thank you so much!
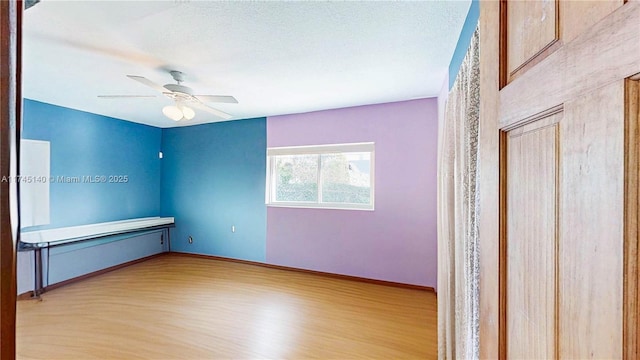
[{"left": 188, "top": 236, "right": 193, "bottom": 244}]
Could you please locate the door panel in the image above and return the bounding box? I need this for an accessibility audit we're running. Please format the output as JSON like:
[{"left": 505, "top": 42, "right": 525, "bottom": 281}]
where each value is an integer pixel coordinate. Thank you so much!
[
  {"left": 501, "top": 80, "right": 625, "bottom": 359},
  {"left": 502, "top": 83, "right": 626, "bottom": 358},
  {"left": 560, "top": 0, "right": 624, "bottom": 43},
  {"left": 506, "top": 0, "right": 558, "bottom": 79},
  {"left": 506, "top": 117, "right": 559, "bottom": 359},
  {"left": 559, "top": 81, "right": 625, "bottom": 359},
  {"left": 498, "top": 2, "right": 640, "bottom": 127}
]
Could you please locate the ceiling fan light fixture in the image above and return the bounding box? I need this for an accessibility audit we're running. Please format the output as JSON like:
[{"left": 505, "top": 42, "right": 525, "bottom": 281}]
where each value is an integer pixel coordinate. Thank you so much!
[
  {"left": 181, "top": 105, "right": 195, "bottom": 120},
  {"left": 162, "top": 105, "right": 183, "bottom": 121}
]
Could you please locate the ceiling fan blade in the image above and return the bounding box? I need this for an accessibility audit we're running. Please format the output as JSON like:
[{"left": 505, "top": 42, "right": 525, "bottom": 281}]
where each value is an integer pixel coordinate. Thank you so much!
[
  {"left": 97, "top": 95, "right": 157, "bottom": 98},
  {"left": 195, "top": 95, "right": 238, "bottom": 104},
  {"left": 127, "top": 75, "right": 167, "bottom": 93},
  {"left": 191, "top": 101, "right": 233, "bottom": 120}
]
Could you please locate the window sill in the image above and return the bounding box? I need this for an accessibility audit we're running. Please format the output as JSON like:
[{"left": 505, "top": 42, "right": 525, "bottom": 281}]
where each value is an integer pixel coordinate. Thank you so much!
[{"left": 266, "top": 203, "right": 374, "bottom": 211}]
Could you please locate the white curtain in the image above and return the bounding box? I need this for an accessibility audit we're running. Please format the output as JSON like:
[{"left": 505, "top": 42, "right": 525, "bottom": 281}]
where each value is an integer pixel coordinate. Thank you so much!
[{"left": 437, "top": 27, "right": 480, "bottom": 360}]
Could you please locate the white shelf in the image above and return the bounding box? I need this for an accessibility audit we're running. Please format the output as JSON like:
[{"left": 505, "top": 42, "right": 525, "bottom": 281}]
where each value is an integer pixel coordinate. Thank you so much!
[{"left": 20, "top": 217, "right": 175, "bottom": 246}]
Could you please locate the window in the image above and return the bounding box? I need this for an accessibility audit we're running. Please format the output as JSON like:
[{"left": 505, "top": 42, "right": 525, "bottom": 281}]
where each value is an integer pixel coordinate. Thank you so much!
[{"left": 266, "top": 143, "right": 374, "bottom": 210}]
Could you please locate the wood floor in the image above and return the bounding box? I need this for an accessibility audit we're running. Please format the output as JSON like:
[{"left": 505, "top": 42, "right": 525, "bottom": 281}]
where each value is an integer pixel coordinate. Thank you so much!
[{"left": 16, "top": 253, "right": 437, "bottom": 359}]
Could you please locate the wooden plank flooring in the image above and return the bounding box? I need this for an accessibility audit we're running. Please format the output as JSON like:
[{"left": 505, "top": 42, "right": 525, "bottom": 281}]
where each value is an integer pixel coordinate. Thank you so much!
[{"left": 16, "top": 254, "right": 437, "bottom": 359}]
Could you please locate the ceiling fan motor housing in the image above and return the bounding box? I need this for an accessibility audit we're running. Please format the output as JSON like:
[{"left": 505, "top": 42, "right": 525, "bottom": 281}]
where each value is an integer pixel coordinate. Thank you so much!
[
  {"left": 164, "top": 83, "right": 193, "bottom": 95},
  {"left": 164, "top": 71, "right": 196, "bottom": 102},
  {"left": 163, "top": 83, "right": 196, "bottom": 102}
]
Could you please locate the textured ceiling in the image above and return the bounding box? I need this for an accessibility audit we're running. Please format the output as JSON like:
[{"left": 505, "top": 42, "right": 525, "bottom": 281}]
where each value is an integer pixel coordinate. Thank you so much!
[{"left": 23, "top": 0, "right": 471, "bottom": 128}]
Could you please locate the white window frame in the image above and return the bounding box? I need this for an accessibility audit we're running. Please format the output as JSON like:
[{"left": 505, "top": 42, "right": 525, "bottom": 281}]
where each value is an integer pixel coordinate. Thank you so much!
[{"left": 266, "top": 142, "right": 375, "bottom": 211}]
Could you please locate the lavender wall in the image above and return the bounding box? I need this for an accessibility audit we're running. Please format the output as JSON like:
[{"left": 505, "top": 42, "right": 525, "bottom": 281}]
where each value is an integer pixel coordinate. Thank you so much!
[{"left": 266, "top": 99, "right": 438, "bottom": 287}]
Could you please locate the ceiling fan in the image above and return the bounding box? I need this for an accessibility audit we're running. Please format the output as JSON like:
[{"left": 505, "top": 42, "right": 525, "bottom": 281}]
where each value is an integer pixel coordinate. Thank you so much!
[{"left": 98, "top": 70, "right": 238, "bottom": 121}]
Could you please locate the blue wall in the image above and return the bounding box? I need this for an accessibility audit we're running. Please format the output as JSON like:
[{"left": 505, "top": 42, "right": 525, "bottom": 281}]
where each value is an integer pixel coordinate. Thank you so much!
[
  {"left": 161, "top": 118, "right": 267, "bottom": 261},
  {"left": 22, "top": 99, "right": 162, "bottom": 229},
  {"left": 449, "top": 0, "right": 479, "bottom": 89}
]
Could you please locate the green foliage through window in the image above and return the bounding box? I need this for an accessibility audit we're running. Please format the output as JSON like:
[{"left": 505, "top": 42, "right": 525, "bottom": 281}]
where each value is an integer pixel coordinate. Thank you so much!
[{"left": 267, "top": 144, "right": 374, "bottom": 210}]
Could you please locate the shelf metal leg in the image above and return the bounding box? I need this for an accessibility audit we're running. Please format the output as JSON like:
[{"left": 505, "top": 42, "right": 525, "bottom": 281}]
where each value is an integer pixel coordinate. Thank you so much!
[{"left": 33, "top": 248, "right": 43, "bottom": 297}]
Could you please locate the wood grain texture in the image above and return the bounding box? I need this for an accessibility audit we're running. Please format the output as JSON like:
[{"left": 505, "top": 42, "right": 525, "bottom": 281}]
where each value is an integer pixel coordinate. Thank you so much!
[
  {"left": 502, "top": 106, "right": 562, "bottom": 133},
  {"left": 16, "top": 253, "right": 167, "bottom": 300},
  {"left": 0, "top": 0, "right": 19, "bottom": 359},
  {"left": 504, "top": 0, "right": 558, "bottom": 81},
  {"left": 560, "top": 0, "right": 623, "bottom": 43},
  {"left": 172, "top": 252, "right": 435, "bottom": 292},
  {"left": 506, "top": 118, "right": 559, "bottom": 360},
  {"left": 16, "top": 253, "right": 437, "bottom": 359},
  {"left": 625, "top": 78, "right": 640, "bottom": 360},
  {"left": 559, "top": 81, "right": 625, "bottom": 359},
  {"left": 482, "top": 1, "right": 635, "bottom": 358},
  {"left": 478, "top": 0, "right": 501, "bottom": 357},
  {"left": 499, "top": 1, "right": 640, "bottom": 127},
  {"left": 42, "top": 253, "right": 166, "bottom": 294}
]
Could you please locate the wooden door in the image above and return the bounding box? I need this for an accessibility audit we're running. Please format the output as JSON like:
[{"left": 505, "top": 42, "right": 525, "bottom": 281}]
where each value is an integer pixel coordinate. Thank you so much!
[
  {"left": 0, "top": 0, "right": 21, "bottom": 359},
  {"left": 479, "top": 1, "right": 640, "bottom": 359}
]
